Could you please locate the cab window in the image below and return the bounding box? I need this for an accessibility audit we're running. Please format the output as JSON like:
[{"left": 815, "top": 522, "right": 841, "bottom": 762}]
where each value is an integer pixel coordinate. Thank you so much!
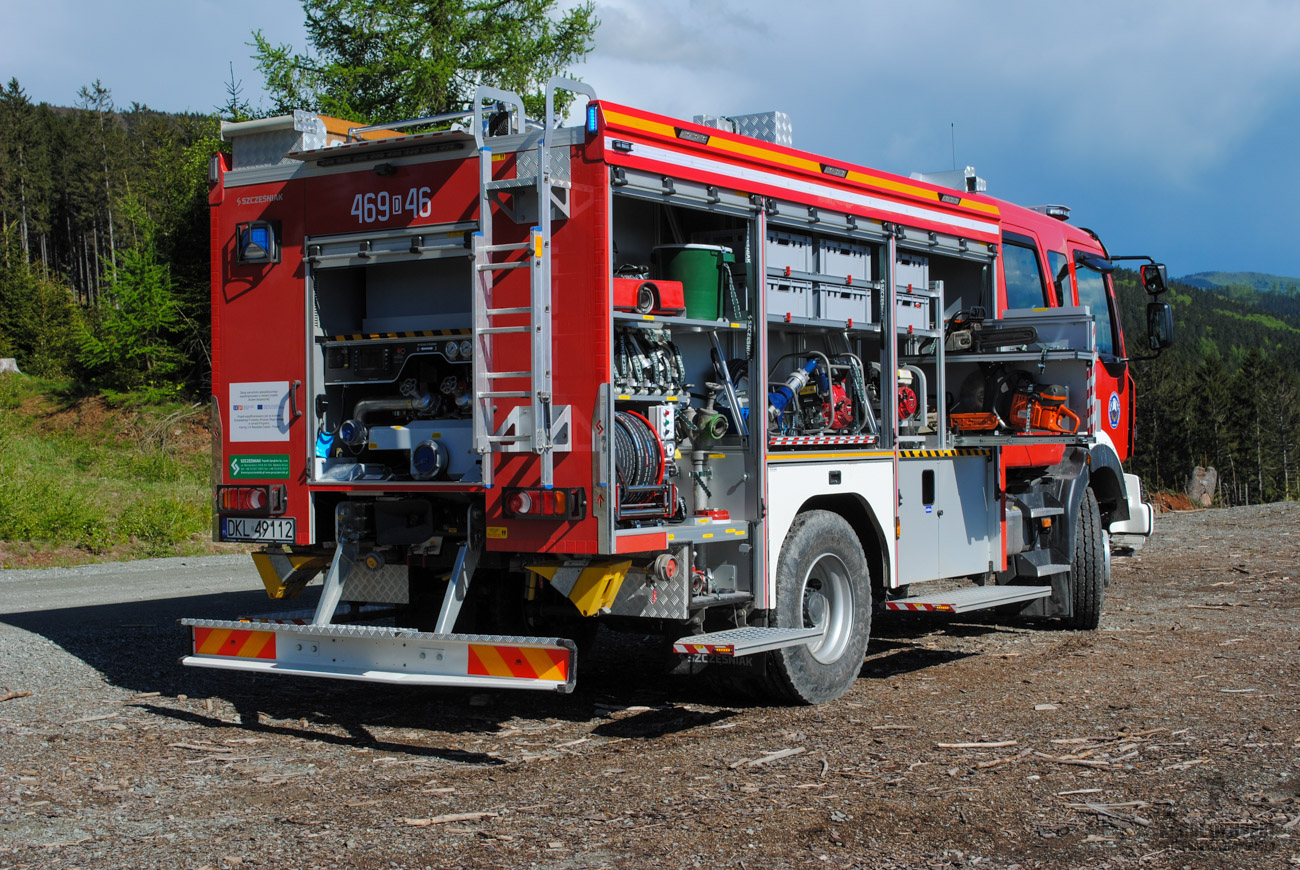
[
  {"left": 1047, "top": 251, "right": 1069, "bottom": 306},
  {"left": 1002, "top": 239, "right": 1047, "bottom": 310},
  {"left": 1075, "top": 258, "right": 1118, "bottom": 357}
]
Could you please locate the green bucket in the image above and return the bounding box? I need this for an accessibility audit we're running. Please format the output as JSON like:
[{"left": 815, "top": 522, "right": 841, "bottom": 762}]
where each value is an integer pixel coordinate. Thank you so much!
[{"left": 653, "top": 244, "right": 734, "bottom": 321}]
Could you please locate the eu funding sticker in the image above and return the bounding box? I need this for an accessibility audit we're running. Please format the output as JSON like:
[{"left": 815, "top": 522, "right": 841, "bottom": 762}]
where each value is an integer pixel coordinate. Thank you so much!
[
  {"left": 229, "top": 455, "right": 291, "bottom": 480},
  {"left": 230, "top": 381, "right": 291, "bottom": 442}
]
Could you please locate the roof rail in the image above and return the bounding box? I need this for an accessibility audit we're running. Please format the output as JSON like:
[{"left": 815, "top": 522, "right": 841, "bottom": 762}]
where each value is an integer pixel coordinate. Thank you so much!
[{"left": 346, "top": 109, "right": 474, "bottom": 142}]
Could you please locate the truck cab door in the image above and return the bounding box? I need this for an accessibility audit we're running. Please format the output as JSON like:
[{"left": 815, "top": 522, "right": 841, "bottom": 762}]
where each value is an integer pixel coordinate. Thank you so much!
[{"left": 1073, "top": 254, "right": 1130, "bottom": 461}]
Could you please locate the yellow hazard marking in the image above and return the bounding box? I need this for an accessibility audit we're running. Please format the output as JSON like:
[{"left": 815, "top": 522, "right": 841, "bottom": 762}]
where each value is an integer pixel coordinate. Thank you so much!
[
  {"left": 519, "top": 646, "right": 567, "bottom": 682},
  {"left": 197, "top": 628, "right": 231, "bottom": 655},
  {"left": 472, "top": 644, "right": 510, "bottom": 675},
  {"left": 487, "top": 526, "right": 508, "bottom": 540},
  {"left": 237, "top": 632, "right": 267, "bottom": 657},
  {"left": 526, "top": 560, "right": 630, "bottom": 617},
  {"left": 194, "top": 627, "right": 275, "bottom": 659},
  {"left": 251, "top": 552, "right": 328, "bottom": 600}
]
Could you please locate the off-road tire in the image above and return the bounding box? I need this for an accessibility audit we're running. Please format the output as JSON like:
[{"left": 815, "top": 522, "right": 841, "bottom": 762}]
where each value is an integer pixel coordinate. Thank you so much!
[
  {"left": 763, "top": 510, "right": 872, "bottom": 704},
  {"left": 1063, "top": 487, "right": 1107, "bottom": 630}
]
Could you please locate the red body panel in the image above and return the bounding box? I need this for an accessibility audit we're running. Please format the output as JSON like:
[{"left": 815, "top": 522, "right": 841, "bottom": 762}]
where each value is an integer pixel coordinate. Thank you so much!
[
  {"left": 211, "top": 175, "right": 312, "bottom": 543},
  {"left": 483, "top": 141, "right": 608, "bottom": 554}
]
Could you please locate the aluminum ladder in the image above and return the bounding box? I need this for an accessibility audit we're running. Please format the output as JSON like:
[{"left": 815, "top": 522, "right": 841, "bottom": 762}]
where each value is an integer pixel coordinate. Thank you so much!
[{"left": 470, "top": 81, "right": 591, "bottom": 489}]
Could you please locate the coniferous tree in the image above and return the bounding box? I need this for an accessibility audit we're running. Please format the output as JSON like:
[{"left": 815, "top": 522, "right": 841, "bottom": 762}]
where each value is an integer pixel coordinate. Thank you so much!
[{"left": 252, "top": 0, "right": 598, "bottom": 123}]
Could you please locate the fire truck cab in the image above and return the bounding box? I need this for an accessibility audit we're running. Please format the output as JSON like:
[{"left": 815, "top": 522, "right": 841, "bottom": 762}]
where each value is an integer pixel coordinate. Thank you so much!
[{"left": 189, "top": 81, "right": 1172, "bottom": 703}]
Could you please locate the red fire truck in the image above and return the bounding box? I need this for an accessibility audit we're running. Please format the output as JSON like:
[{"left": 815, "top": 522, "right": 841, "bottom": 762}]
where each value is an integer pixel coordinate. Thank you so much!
[{"left": 187, "top": 80, "right": 1173, "bottom": 703}]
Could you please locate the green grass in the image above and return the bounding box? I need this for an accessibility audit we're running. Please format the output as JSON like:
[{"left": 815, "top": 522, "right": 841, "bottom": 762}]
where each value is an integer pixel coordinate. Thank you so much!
[{"left": 0, "top": 374, "right": 218, "bottom": 566}]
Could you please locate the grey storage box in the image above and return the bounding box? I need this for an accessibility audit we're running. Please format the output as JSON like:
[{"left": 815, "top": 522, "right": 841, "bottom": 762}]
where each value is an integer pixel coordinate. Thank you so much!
[
  {"left": 895, "top": 251, "right": 929, "bottom": 290},
  {"left": 817, "top": 283, "right": 872, "bottom": 324},
  {"left": 766, "top": 229, "right": 813, "bottom": 273},
  {"left": 894, "top": 289, "right": 938, "bottom": 332},
  {"left": 818, "top": 238, "right": 871, "bottom": 283},
  {"left": 767, "top": 276, "right": 813, "bottom": 318}
]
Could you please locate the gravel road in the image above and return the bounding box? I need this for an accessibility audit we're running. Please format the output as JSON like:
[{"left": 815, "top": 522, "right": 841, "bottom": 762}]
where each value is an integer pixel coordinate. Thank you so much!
[{"left": 1, "top": 504, "right": 1297, "bottom": 869}]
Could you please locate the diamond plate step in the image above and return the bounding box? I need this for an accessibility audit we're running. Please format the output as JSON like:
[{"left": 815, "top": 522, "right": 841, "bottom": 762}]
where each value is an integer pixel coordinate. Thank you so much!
[
  {"left": 885, "top": 585, "right": 1052, "bottom": 614},
  {"left": 673, "top": 626, "right": 824, "bottom": 657}
]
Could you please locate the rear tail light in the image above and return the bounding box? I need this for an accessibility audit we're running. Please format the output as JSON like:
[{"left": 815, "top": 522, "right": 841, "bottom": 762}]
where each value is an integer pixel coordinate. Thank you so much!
[
  {"left": 218, "top": 485, "right": 287, "bottom": 516},
  {"left": 502, "top": 487, "right": 585, "bottom": 520}
]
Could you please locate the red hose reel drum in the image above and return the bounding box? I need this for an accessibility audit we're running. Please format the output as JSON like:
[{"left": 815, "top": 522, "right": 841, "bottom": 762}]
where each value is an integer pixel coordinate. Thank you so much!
[{"left": 897, "top": 384, "right": 919, "bottom": 420}]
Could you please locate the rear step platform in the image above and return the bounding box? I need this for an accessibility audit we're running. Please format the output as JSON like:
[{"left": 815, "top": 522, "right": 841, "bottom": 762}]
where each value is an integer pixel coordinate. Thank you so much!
[
  {"left": 885, "top": 585, "right": 1052, "bottom": 614},
  {"left": 673, "top": 626, "right": 824, "bottom": 657},
  {"left": 181, "top": 619, "right": 576, "bottom": 692}
]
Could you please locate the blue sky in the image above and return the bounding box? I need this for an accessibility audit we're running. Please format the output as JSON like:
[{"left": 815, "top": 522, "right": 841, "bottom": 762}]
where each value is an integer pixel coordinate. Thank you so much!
[{"left": 5, "top": 0, "right": 1299, "bottom": 279}]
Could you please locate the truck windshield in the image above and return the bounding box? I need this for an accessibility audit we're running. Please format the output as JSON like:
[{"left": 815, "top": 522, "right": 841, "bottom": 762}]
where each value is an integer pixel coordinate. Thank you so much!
[{"left": 1075, "top": 261, "right": 1116, "bottom": 357}]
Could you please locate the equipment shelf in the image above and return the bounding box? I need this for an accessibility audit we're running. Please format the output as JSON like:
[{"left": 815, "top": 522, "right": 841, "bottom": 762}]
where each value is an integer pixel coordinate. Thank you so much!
[
  {"left": 613, "top": 312, "right": 748, "bottom": 331},
  {"left": 766, "top": 314, "right": 880, "bottom": 333},
  {"left": 612, "top": 520, "right": 750, "bottom": 544},
  {"left": 946, "top": 349, "right": 1094, "bottom": 363}
]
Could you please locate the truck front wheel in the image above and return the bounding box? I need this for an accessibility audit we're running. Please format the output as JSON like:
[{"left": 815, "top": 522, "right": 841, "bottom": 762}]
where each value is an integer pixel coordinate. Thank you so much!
[
  {"left": 1063, "top": 487, "right": 1108, "bottom": 630},
  {"left": 766, "top": 510, "right": 872, "bottom": 704}
]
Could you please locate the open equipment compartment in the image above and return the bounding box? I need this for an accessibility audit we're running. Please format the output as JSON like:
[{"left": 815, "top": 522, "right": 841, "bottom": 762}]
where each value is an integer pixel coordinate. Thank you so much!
[
  {"left": 602, "top": 171, "right": 763, "bottom": 609},
  {"left": 307, "top": 226, "right": 481, "bottom": 485}
]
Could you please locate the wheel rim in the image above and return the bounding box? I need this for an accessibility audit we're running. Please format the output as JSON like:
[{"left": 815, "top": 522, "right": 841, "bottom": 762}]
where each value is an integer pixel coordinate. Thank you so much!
[{"left": 800, "top": 552, "right": 853, "bottom": 663}]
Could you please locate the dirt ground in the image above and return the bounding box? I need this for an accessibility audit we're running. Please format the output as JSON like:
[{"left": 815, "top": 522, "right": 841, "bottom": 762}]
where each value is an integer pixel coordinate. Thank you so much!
[{"left": 1, "top": 503, "right": 1297, "bottom": 869}]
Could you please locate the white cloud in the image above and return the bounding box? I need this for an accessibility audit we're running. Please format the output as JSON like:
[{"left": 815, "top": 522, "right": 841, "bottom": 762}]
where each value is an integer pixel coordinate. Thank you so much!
[{"left": 577, "top": 0, "right": 1300, "bottom": 181}]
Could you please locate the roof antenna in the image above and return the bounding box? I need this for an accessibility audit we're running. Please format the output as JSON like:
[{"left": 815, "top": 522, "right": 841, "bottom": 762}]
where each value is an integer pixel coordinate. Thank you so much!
[{"left": 951, "top": 123, "right": 956, "bottom": 171}]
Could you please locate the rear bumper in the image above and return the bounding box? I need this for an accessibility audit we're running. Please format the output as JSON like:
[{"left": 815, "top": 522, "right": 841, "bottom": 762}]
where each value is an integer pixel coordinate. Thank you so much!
[{"left": 181, "top": 619, "right": 576, "bottom": 692}]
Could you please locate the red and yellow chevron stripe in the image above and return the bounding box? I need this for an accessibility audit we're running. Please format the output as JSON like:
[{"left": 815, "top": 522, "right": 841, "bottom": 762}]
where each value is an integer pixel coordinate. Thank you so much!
[
  {"left": 884, "top": 601, "right": 954, "bottom": 612},
  {"left": 467, "top": 644, "right": 569, "bottom": 682},
  {"left": 193, "top": 627, "right": 277, "bottom": 659}
]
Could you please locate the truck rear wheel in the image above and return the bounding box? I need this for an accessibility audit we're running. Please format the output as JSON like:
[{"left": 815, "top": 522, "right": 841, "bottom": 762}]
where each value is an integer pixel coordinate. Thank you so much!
[
  {"left": 765, "top": 510, "right": 871, "bottom": 704},
  {"left": 1063, "top": 487, "right": 1107, "bottom": 630}
]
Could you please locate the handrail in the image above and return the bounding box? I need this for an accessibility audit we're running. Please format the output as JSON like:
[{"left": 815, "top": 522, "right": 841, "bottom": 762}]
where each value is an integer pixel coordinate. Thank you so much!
[
  {"left": 472, "top": 86, "right": 528, "bottom": 150},
  {"left": 544, "top": 77, "right": 596, "bottom": 151},
  {"left": 345, "top": 81, "right": 590, "bottom": 147}
]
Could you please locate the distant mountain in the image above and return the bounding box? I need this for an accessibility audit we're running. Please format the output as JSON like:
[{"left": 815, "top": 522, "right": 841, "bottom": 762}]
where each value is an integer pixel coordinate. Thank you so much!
[
  {"left": 1180, "top": 271, "right": 1300, "bottom": 295},
  {"left": 1169, "top": 272, "right": 1300, "bottom": 326}
]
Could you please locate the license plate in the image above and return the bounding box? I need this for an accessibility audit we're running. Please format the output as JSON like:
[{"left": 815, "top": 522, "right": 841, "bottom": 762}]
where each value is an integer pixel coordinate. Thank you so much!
[{"left": 222, "top": 516, "right": 296, "bottom": 543}]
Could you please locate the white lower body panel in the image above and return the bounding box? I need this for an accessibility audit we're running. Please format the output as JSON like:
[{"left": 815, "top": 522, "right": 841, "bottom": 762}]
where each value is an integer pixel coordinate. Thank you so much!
[{"left": 1109, "top": 472, "right": 1154, "bottom": 551}]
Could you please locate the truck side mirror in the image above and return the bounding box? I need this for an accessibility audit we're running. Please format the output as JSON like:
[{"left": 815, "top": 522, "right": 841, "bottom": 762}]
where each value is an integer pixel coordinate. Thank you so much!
[
  {"left": 1146, "top": 301, "right": 1173, "bottom": 351},
  {"left": 1140, "top": 263, "right": 1168, "bottom": 296}
]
